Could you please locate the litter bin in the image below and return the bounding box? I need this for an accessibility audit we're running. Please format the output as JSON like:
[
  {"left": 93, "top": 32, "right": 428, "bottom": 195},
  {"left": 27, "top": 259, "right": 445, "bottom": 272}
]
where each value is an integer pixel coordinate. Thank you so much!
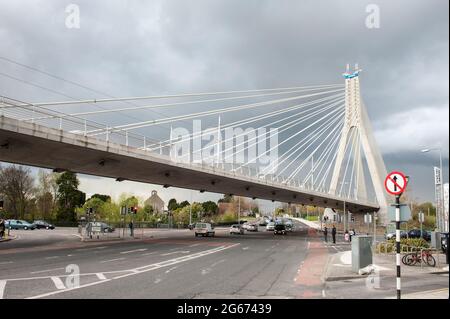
[
  {"left": 431, "top": 231, "right": 442, "bottom": 250},
  {"left": 352, "top": 235, "right": 373, "bottom": 273}
]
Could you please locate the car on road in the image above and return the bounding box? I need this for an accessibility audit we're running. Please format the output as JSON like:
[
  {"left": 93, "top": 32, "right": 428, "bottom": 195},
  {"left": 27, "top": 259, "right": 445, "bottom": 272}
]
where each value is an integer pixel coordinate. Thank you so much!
[
  {"left": 266, "top": 222, "right": 275, "bottom": 231},
  {"left": 385, "top": 230, "right": 407, "bottom": 240},
  {"left": 194, "top": 223, "right": 215, "bottom": 237},
  {"left": 100, "top": 222, "right": 115, "bottom": 233},
  {"left": 33, "top": 220, "right": 55, "bottom": 230},
  {"left": 246, "top": 223, "right": 258, "bottom": 232},
  {"left": 229, "top": 224, "right": 244, "bottom": 235},
  {"left": 5, "top": 219, "right": 36, "bottom": 230},
  {"left": 274, "top": 224, "right": 287, "bottom": 235}
]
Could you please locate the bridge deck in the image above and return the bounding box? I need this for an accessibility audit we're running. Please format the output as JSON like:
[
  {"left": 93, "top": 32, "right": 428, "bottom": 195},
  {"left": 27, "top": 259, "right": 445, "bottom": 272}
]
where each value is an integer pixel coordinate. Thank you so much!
[{"left": 0, "top": 115, "right": 378, "bottom": 213}]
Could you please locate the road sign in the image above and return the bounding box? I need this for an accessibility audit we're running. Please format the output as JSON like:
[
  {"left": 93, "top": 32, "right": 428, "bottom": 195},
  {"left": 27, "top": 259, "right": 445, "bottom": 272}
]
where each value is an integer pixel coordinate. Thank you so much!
[
  {"left": 418, "top": 211, "right": 425, "bottom": 223},
  {"left": 388, "top": 205, "right": 411, "bottom": 222},
  {"left": 384, "top": 171, "right": 408, "bottom": 196}
]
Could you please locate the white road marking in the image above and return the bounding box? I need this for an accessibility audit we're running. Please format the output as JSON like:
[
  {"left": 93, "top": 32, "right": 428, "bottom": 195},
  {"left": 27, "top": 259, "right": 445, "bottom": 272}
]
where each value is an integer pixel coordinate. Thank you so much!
[
  {"left": 120, "top": 248, "right": 147, "bottom": 254},
  {"left": 242, "top": 247, "right": 249, "bottom": 250},
  {"left": 50, "top": 277, "right": 66, "bottom": 290},
  {"left": 45, "top": 256, "right": 59, "bottom": 260},
  {"left": 141, "top": 251, "right": 158, "bottom": 256},
  {"left": 0, "top": 261, "right": 13, "bottom": 265},
  {"left": 75, "top": 246, "right": 107, "bottom": 252},
  {"left": 165, "top": 266, "right": 177, "bottom": 274},
  {"left": 160, "top": 250, "right": 190, "bottom": 256},
  {"left": 30, "top": 267, "right": 65, "bottom": 274},
  {"left": 154, "top": 278, "right": 162, "bottom": 284},
  {"left": 26, "top": 244, "right": 240, "bottom": 299},
  {"left": 211, "top": 259, "right": 226, "bottom": 267},
  {"left": 96, "top": 273, "right": 107, "bottom": 280},
  {"left": 189, "top": 243, "right": 201, "bottom": 247},
  {"left": 201, "top": 268, "right": 211, "bottom": 275},
  {"left": 0, "top": 280, "right": 6, "bottom": 299},
  {"left": 322, "top": 289, "right": 326, "bottom": 298},
  {"left": 100, "top": 257, "right": 125, "bottom": 263}
]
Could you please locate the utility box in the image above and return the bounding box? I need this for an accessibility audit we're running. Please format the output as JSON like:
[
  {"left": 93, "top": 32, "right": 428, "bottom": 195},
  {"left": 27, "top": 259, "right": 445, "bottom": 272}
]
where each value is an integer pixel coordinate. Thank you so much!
[
  {"left": 431, "top": 231, "right": 442, "bottom": 250},
  {"left": 352, "top": 235, "right": 373, "bottom": 273}
]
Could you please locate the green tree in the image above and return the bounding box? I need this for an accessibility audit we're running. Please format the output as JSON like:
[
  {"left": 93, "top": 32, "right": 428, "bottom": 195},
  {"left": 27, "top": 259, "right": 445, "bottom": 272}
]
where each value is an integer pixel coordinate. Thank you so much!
[
  {"left": 218, "top": 194, "right": 233, "bottom": 203},
  {"left": 90, "top": 194, "right": 111, "bottom": 202},
  {"left": 168, "top": 198, "right": 178, "bottom": 211},
  {"left": 56, "top": 172, "right": 85, "bottom": 222},
  {"left": 202, "top": 201, "right": 218, "bottom": 216},
  {"left": 179, "top": 200, "right": 190, "bottom": 208}
]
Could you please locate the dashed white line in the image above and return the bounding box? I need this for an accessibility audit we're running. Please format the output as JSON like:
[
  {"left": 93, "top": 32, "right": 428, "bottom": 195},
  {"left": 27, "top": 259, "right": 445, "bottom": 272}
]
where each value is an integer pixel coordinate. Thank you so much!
[
  {"left": 120, "top": 248, "right": 147, "bottom": 254},
  {"left": 242, "top": 247, "right": 249, "bottom": 250},
  {"left": 189, "top": 243, "right": 201, "bottom": 247},
  {"left": 0, "top": 261, "right": 13, "bottom": 265},
  {"left": 141, "top": 251, "right": 158, "bottom": 256},
  {"left": 160, "top": 250, "right": 190, "bottom": 256},
  {"left": 26, "top": 244, "right": 240, "bottom": 299},
  {"left": 30, "top": 267, "right": 64, "bottom": 275},
  {"left": 100, "top": 257, "right": 125, "bottom": 263},
  {"left": 45, "top": 256, "right": 59, "bottom": 260},
  {"left": 50, "top": 277, "right": 66, "bottom": 290},
  {"left": 96, "top": 273, "right": 107, "bottom": 280},
  {"left": 165, "top": 266, "right": 177, "bottom": 274}
]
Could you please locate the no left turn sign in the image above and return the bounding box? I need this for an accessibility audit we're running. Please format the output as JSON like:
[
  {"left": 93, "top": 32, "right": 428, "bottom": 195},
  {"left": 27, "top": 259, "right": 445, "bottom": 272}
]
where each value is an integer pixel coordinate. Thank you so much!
[{"left": 384, "top": 171, "right": 408, "bottom": 195}]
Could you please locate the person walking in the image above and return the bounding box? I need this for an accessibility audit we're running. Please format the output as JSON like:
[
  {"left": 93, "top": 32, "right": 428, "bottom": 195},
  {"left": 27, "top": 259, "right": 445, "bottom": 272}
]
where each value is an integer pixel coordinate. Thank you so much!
[
  {"left": 323, "top": 226, "right": 328, "bottom": 242},
  {"left": 0, "top": 218, "right": 5, "bottom": 239},
  {"left": 129, "top": 221, "right": 134, "bottom": 237},
  {"left": 349, "top": 229, "right": 355, "bottom": 242},
  {"left": 344, "top": 230, "right": 350, "bottom": 242},
  {"left": 332, "top": 225, "right": 337, "bottom": 244}
]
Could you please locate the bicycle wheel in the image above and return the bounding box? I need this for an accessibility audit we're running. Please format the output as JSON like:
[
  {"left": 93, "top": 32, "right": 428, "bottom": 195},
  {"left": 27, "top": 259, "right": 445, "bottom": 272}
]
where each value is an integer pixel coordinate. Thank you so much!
[
  {"left": 425, "top": 254, "right": 436, "bottom": 267},
  {"left": 404, "top": 253, "right": 417, "bottom": 266},
  {"left": 402, "top": 254, "right": 409, "bottom": 265}
]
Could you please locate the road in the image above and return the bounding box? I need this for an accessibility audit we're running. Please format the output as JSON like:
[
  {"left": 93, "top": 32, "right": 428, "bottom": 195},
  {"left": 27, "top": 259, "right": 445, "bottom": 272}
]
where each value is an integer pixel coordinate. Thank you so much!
[
  {"left": 0, "top": 220, "right": 333, "bottom": 299},
  {"left": 2, "top": 221, "right": 447, "bottom": 299}
]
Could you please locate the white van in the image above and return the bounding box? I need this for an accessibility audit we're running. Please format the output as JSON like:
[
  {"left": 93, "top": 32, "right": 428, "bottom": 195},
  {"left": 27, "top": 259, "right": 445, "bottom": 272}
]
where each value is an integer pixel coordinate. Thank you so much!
[{"left": 194, "top": 223, "right": 215, "bottom": 237}]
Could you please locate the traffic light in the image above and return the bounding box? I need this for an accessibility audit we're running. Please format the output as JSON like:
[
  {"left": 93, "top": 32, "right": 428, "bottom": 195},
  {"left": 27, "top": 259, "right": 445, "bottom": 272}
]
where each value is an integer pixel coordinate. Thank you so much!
[
  {"left": 132, "top": 206, "right": 138, "bottom": 214},
  {"left": 86, "top": 207, "right": 93, "bottom": 215},
  {"left": 0, "top": 200, "right": 4, "bottom": 210}
]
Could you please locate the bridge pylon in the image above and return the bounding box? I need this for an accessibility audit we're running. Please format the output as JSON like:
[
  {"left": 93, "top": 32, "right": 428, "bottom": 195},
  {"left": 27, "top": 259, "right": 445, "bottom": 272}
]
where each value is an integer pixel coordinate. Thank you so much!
[{"left": 329, "top": 64, "right": 389, "bottom": 225}]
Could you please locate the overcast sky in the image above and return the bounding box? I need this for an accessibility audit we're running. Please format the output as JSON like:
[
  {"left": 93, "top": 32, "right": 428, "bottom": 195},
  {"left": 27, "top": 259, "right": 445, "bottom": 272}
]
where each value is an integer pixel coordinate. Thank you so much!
[{"left": 0, "top": 0, "right": 448, "bottom": 207}]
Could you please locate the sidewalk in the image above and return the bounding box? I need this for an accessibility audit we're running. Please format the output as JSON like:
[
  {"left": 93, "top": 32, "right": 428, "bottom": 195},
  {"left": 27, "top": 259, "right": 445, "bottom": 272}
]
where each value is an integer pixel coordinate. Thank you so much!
[{"left": 0, "top": 234, "right": 18, "bottom": 242}]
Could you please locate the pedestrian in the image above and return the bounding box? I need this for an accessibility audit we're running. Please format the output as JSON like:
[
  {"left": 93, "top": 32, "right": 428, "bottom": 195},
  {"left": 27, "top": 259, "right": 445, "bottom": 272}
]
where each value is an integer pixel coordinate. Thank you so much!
[
  {"left": 344, "top": 230, "right": 349, "bottom": 242},
  {"left": 349, "top": 229, "right": 355, "bottom": 242},
  {"left": 0, "top": 218, "right": 5, "bottom": 239},
  {"left": 332, "top": 225, "right": 337, "bottom": 244},
  {"left": 129, "top": 221, "right": 134, "bottom": 237},
  {"left": 86, "top": 222, "right": 92, "bottom": 239},
  {"left": 323, "top": 226, "right": 328, "bottom": 242}
]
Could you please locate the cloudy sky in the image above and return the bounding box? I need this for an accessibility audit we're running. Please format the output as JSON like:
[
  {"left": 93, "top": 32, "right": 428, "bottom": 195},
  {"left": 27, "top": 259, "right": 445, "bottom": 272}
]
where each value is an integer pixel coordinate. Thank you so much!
[{"left": 0, "top": 0, "right": 448, "bottom": 207}]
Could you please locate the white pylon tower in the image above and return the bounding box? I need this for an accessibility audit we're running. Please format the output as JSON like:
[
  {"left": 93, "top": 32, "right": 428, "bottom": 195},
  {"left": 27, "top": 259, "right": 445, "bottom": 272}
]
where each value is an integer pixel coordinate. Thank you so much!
[{"left": 329, "top": 64, "right": 389, "bottom": 225}]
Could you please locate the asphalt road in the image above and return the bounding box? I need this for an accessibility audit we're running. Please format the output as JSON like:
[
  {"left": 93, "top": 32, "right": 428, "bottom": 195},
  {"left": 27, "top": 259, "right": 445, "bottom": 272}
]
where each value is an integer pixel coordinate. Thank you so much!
[{"left": 1, "top": 221, "right": 332, "bottom": 299}]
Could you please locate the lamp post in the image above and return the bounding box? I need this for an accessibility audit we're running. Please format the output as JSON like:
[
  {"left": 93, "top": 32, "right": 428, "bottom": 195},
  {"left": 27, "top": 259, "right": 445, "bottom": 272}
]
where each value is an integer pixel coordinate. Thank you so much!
[{"left": 421, "top": 148, "right": 444, "bottom": 231}]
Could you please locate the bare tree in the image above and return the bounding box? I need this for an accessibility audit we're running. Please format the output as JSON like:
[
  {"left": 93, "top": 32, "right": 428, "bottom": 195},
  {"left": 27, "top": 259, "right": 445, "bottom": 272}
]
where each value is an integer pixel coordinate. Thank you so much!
[{"left": 0, "top": 165, "right": 35, "bottom": 219}]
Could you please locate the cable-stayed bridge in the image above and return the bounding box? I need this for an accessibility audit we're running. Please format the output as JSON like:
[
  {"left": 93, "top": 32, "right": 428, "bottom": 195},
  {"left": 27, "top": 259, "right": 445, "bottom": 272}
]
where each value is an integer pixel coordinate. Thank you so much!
[{"left": 0, "top": 62, "right": 389, "bottom": 223}]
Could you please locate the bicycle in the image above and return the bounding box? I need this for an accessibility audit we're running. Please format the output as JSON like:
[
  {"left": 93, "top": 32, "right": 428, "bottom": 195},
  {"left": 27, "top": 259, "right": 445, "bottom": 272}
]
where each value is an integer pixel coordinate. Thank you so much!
[{"left": 402, "top": 250, "right": 436, "bottom": 267}]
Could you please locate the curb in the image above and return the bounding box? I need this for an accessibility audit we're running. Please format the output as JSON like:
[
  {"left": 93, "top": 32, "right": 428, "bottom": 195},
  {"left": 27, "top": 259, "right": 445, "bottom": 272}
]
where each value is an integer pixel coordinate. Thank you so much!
[
  {"left": 325, "top": 275, "right": 369, "bottom": 282},
  {"left": 0, "top": 235, "right": 18, "bottom": 242}
]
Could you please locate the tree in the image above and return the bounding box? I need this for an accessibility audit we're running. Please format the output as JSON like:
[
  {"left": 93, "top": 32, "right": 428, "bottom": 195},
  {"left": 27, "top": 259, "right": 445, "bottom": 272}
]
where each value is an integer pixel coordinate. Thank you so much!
[
  {"left": 218, "top": 194, "right": 233, "bottom": 203},
  {"left": 35, "top": 170, "right": 58, "bottom": 220},
  {"left": 168, "top": 198, "right": 178, "bottom": 211},
  {"left": 202, "top": 201, "right": 218, "bottom": 216},
  {"left": 90, "top": 194, "right": 111, "bottom": 202},
  {"left": 179, "top": 200, "right": 190, "bottom": 208},
  {"left": 56, "top": 172, "right": 85, "bottom": 222},
  {"left": 0, "top": 165, "right": 35, "bottom": 219}
]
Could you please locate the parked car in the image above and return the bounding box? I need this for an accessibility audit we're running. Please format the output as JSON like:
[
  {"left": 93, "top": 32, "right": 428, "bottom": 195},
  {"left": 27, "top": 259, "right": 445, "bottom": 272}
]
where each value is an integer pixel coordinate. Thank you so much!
[
  {"left": 100, "top": 222, "right": 115, "bottom": 233},
  {"left": 188, "top": 223, "right": 195, "bottom": 230},
  {"left": 194, "top": 223, "right": 215, "bottom": 237},
  {"left": 385, "top": 230, "right": 407, "bottom": 240},
  {"left": 33, "top": 220, "right": 55, "bottom": 230},
  {"left": 266, "top": 222, "right": 275, "bottom": 231},
  {"left": 246, "top": 224, "right": 258, "bottom": 232},
  {"left": 274, "top": 224, "right": 287, "bottom": 235},
  {"left": 229, "top": 224, "right": 244, "bottom": 235},
  {"left": 5, "top": 219, "right": 36, "bottom": 230},
  {"left": 408, "top": 229, "right": 431, "bottom": 241}
]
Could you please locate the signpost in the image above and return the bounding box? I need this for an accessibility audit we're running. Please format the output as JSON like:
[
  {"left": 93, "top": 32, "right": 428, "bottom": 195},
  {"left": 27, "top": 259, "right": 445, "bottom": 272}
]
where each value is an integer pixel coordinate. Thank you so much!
[
  {"left": 384, "top": 171, "right": 408, "bottom": 300},
  {"left": 418, "top": 211, "right": 425, "bottom": 239}
]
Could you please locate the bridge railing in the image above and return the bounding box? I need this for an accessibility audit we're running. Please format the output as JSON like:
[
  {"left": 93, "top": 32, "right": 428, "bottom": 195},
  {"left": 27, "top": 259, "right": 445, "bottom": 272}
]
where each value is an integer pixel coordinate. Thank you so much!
[{"left": 1, "top": 96, "right": 378, "bottom": 206}]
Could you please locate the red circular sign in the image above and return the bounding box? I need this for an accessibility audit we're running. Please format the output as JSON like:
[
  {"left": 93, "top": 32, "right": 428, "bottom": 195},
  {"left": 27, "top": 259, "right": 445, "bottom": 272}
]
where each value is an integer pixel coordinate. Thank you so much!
[{"left": 384, "top": 171, "right": 408, "bottom": 195}]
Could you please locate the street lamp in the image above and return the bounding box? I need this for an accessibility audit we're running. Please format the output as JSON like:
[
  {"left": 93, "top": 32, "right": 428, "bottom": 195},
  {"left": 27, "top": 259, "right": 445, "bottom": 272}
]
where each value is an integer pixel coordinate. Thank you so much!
[{"left": 421, "top": 148, "right": 444, "bottom": 231}]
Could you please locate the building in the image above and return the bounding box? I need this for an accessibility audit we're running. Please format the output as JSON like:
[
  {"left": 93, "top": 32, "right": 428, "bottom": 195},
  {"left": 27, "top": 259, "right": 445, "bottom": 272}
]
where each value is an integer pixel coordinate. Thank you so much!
[{"left": 144, "top": 190, "right": 165, "bottom": 213}]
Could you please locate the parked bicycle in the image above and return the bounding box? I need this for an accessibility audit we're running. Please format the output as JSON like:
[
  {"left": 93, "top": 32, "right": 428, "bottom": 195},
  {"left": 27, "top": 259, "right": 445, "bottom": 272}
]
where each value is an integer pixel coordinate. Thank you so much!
[{"left": 402, "top": 250, "right": 436, "bottom": 267}]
